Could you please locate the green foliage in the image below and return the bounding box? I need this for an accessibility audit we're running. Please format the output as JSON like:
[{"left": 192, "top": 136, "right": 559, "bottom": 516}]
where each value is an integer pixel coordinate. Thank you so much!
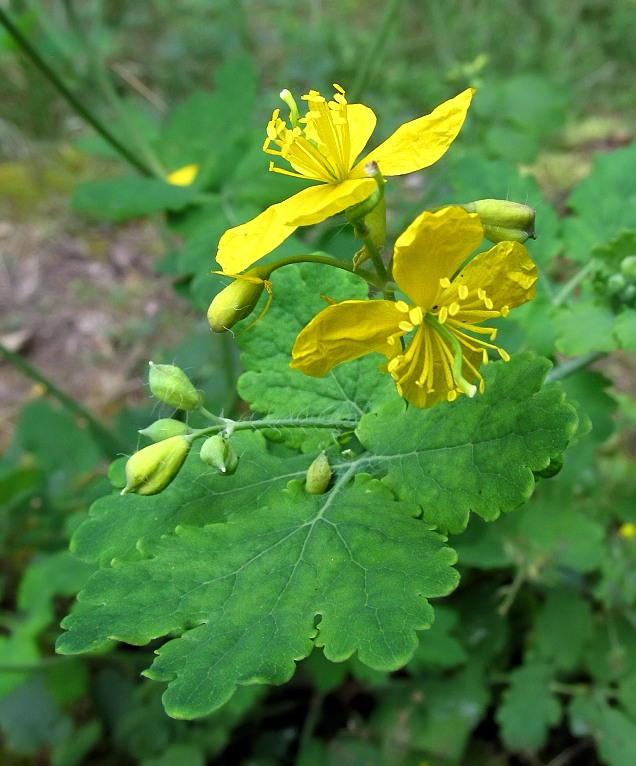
[{"left": 2, "top": 4, "right": 636, "bottom": 764}]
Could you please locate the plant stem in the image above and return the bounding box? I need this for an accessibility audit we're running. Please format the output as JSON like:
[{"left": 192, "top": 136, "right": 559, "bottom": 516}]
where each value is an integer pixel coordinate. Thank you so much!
[
  {"left": 545, "top": 351, "right": 605, "bottom": 383},
  {"left": 552, "top": 261, "right": 596, "bottom": 307},
  {"left": 348, "top": 0, "right": 406, "bottom": 101},
  {"left": 0, "top": 7, "right": 153, "bottom": 176},
  {"left": 266, "top": 253, "right": 382, "bottom": 289},
  {"left": 0, "top": 342, "right": 128, "bottom": 456},
  {"left": 296, "top": 689, "right": 325, "bottom": 764},
  {"left": 190, "top": 416, "right": 360, "bottom": 441}
]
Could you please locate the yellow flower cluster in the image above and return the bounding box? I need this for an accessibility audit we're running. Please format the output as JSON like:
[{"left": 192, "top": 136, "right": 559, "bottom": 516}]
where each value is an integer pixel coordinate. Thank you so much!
[{"left": 210, "top": 84, "right": 538, "bottom": 409}]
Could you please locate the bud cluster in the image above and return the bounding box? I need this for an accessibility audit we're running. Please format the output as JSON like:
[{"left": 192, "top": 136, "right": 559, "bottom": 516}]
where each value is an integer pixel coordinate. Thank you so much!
[
  {"left": 592, "top": 244, "right": 636, "bottom": 311},
  {"left": 120, "top": 363, "right": 243, "bottom": 496}
]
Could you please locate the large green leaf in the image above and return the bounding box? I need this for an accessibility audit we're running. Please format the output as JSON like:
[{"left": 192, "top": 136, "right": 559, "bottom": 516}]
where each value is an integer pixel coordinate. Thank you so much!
[
  {"left": 70, "top": 431, "right": 315, "bottom": 565},
  {"left": 57, "top": 473, "right": 456, "bottom": 718},
  {"left": 357, "top": 354, "right": 579, "bottom": 533}
]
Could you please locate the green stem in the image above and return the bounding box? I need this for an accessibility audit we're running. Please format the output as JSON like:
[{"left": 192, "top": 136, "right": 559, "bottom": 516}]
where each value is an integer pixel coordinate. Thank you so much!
[
  {"left": 0, "top": 342, "right": 128, "bottom": 456},
  {"left": 296, "top": 689, "right": 326, "bottom": 765},
  {"left": 348, "top": 0, "right": 406, "bottom": 101},
  {"left": 552, "top": 261, "right": 596, "bottom": 307},
  {"left": 189, "top": 416, "right": 360, "bottom": 441},
  {"left": 0, "top": 7, "right": 153, "bottom": 176},
  {"left": 545, "top": 351, "right": 605, "bottom": 383},
  {"left": 265, "top": 253, "right": 383, "bottom": 289}
]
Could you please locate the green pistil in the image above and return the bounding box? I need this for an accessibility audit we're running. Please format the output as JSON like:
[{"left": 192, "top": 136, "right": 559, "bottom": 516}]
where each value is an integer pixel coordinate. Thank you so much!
[
  {"left": 280, "top": 89, "right": 300, "bottom": 127},
  {"left": 425, "top": 314, "right": 477, "bottom": 398}
]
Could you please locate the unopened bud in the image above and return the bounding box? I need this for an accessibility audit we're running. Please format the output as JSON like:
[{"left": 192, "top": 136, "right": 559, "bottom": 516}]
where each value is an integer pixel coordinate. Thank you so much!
[
  {"left": 460, "top": 199, "right": 536, "bottom": 244},
  {"left": 305, "top": 452, "right": 332, "bottom": 495},
  {"left": 208, "top": 271, "right": 267, "bottom": 333},
  {"left": 148, "top": 362, "right": 202, "bottom": 411},
  {"left": 607, "top": 273, "right": 627, "bottom": 295},
  {"left": 620, "top": 255, "right": 636, "bottom": 281},
  {"left": 122, "top": 435, "right": 191, "bottom": 495},
  {"left": 139, "top": 418, "right": 191, "bottom": 442},
  {"left": 199, "top": 434, "right": 240, "bottom": 475}
]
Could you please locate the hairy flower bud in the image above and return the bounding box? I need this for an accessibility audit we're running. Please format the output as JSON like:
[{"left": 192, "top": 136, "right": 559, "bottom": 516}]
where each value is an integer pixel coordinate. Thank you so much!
[
  {"left": 139, "top": 418, "right": 191, "bottom": 442},
  {"left": 199, "top": 434, "right": 240, "bottom": 475},
  {"left": 460, "top": 199, "right": 536, "bottom": 244},
  {"left": 148, "top": 362, "right": 202, "bottom": 411},
  {"left": 305, "top": 452, "right": 332, "bottom": 495},
  {"left": 122, "top": 435, "right": 191, "bottom": 495},
  {"left": 208, "top": 271, "right": 269, "bottom": 333}
]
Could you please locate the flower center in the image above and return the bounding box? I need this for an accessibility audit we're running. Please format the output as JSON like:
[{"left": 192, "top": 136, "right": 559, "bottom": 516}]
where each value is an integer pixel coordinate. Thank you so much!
[{"left": 263, "top": 85, "right": 352, "bottom": 184}]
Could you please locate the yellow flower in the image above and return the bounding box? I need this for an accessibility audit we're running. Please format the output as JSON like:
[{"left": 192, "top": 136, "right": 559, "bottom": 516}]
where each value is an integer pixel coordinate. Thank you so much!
[
  {"left": 291, "top": 207, "right": 538, "bottom": 408},
  {"left": 166, "top": 163, "right": 199, "bottom": 186},
  {"left": 215, "top": 85, "right": 474, "bottom": 274}
]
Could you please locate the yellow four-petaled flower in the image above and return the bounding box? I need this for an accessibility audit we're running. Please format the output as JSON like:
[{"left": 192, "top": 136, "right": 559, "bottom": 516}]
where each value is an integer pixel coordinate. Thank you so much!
[
  {"left": 290, "top": 207, "right": 538, "bottom": 408},
  {"left": 215, "top": 85, "right": 474, "bottom": 274}
]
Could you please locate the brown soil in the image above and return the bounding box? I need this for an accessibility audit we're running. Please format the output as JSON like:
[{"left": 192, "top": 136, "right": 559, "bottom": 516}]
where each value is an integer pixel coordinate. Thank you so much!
[{"left": 0, "top": 177, "right": 196, "bottom": 451}]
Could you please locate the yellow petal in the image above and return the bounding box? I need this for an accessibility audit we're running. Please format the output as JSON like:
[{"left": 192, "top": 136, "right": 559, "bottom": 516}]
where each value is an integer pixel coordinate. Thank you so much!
[
  {"left": 166, "top": 163, "right": 199, "bottom": 186},
  {"left": 345, "top": 103, "right": 377, "bottom": 169},
  {"left": 285, "top": 177, "right": 377, "bottom": 226},
  {"left": 393, "top": 207, "right": 483, "bottom": 309},
  {"left": 451, "top": 240, "right": 538, "bottom": 315},
  {"left": 350, "top": 88, "right": 474, "bottom": 178},
  {"left": 291, "top": 299, "right": 404, "bottom": 377},
  {"left": 215, "top": 199, "right": 299, "bottom": 273}
]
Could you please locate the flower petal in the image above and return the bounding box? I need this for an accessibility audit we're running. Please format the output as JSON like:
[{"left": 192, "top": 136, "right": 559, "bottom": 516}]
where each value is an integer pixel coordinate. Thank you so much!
[
  {"left": 285, "top": 177, "right": 377, "bottom": 226},
  {"left": 215, "top": 198, "right": 300, "bottom": 273},
  {"left": 350, "top": 88, "right": 474, "bottom": 178},
  {"left": 392, "top": 207, "right": 483, "bottom": 309},
  {"left": 291, "top": 299, "right": 404, "bottom": 377},
  {"left": 451, "top": 240, "right": 538, "bottom": 316},
  {"left": 346, "top": 103, "right": 377, "bottom": 169}
]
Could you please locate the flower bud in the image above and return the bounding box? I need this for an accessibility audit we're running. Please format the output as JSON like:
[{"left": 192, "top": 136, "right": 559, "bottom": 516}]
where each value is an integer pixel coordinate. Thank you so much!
[
  {"left": 460, "top": 199, "right": 536, "bottom": 244},
  {"left": 148, "top": 362, "right": 202, "bottom": 411},
  {"left": 607, "top": 273, "right": 627, "bottom": 296},
  {"left": 122, "top": 435, "right": 191, "bottom": 495},
  {"left": 199, "top": 434, "right": 240, "bottom": 475},
  {"left": 139, "top": 418, "right": 191, "bottom": 442},
  {"left": 208, "top": 272, "right": 267, "bottom": 333},
  {"left": 305, "top": 452, "right": 332, "bottom": 495},
  {"left": 620, "top": 255, "right": 636, "bottom": 281}
]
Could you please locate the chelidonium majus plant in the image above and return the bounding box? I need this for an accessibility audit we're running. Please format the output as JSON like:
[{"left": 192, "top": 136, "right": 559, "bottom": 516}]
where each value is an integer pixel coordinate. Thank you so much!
[{"left": 57, "top": 84, "right": 580, "bottom": 719}]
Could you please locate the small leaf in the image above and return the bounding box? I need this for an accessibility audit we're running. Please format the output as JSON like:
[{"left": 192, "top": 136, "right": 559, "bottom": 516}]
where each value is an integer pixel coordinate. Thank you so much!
[
  {"left": 534, "top": 588, "right": 594, "bottom": 671},
  {"left": 570, "top": 696, "right": 636, "bottom": 766},
  {"left": 497, "top": 660, "right": 562, "bottom": 751},
  {"left": 237, "top": 263, "right": 397, "bottom": 449}
]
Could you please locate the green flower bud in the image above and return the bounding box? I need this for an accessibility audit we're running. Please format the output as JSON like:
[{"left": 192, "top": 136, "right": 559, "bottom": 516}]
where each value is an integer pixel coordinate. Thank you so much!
[
  {"left": 620, "top": 255, "right": 636, "bottom": 281},
  {"left": 199, "top": 434, "right": 240, "bottom": 475},
  {"left": 623, "top": 284, "right": 636, "bottom": 303},
  {"left": 208, "top": 271, "right": 268, "bottom": 333},
  {"left": 122, "top": 435, "right": 191, "bottom": 495},
  {"left": 607, "top": 273, "right": 627, "bottom": 295},
  {"left": 139, "top": 418, "right": 191, "bottom": 442},
  {"left": 305, "top": 452, "right": 332, "bottom": 495},
  {"left": 148, "top": 362, "right": 202, "bottom": 411},
  {"left": 460, "top": 199, "right": 536, "bottom": 244}
]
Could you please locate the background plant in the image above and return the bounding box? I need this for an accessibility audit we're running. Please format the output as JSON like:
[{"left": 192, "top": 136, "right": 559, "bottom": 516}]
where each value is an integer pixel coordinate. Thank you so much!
[{"left": 1, "top": 1, "right": 635, "bottom": 765}]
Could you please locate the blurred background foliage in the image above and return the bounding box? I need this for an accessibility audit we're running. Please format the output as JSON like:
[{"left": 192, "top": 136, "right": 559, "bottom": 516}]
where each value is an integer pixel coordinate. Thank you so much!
[{"left": 1, "top": 0, "right": 636, "bottom": 764}]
